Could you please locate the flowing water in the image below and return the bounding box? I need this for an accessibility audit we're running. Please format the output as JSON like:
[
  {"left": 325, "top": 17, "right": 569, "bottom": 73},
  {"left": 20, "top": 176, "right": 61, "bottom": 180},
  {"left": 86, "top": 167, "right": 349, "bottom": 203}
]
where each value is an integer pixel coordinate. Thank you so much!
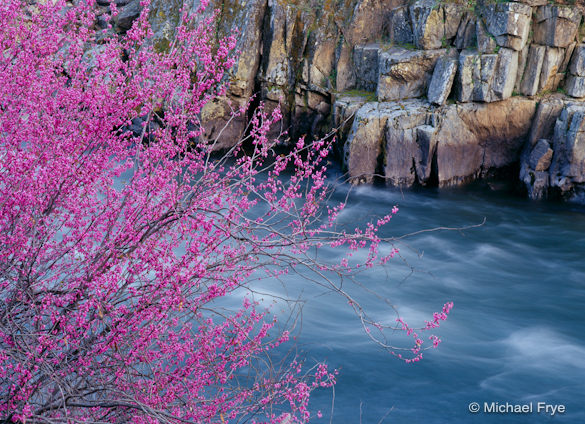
[{"left": 264, "top": 170, "right": 585, "bottom": 424}]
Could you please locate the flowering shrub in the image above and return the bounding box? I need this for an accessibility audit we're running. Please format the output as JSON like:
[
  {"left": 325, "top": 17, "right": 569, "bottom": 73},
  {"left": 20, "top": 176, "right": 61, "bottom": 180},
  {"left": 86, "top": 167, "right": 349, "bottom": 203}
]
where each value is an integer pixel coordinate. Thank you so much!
[{"left": 0, "top": 0, "right": 452, "bottom": 422}]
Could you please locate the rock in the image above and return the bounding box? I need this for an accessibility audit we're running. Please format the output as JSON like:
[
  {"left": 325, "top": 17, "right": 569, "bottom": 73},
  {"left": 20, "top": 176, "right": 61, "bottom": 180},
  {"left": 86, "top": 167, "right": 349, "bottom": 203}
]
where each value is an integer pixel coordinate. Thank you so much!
[
  {"left": 533, "top": 5, "right": 582, "bottom": 48},
  {"left": 516, "top": 0, "right": 547, "bottom": 6},
  {"left": 569, "top": 44, "right": 585, "bottom": 76},
  {"left": 492, "top": 48, "right": 519, "bottom": 100},
  {"left": 455, "top": 13, "right": 477, "bottom": 50},
  {"left": 549, "top": 104, "right": 585, "bottom": 199},
  {"left": 456, "top": 50, "right": 479, "bottom": 103},
  {"left": 433, "top": 106, "right": 483, "bottom": 186},
  {"left": 354, "top": 44, "right": 380, "bottom": 92},
  {"left": 443, "top": 3, "right": 464, "bottom": 43},
  {"left": 116, "top": 0, "right": 141, "bottom": 32},
  {"left": 428, "top": 55, "right": 458, "bottom": 106},
  {"left": 410, "top": 0, "right": 445, "bottom": 50},
  {"left": 456, "top": 48, "right": 517, "bottom": 102},
  {"left": 529, "top": 139, "right": 554, "bottom": 171},
  {"left": 377, "top": 47, "right": 445, "bottom": 102},
  {"left": 477, "top": 20, "right": 497, "bottom": 54},
  {"left": 515, "top": 43, "right": 530, "bottom": 93},
  {"left": 384, "top": 102, "right": 437, "bottom": 187},
  {"left": 433, "top": 97, "right": 536, "bottom": 186},
  {"left": 520, "top": 44, "right": 546, "bottom": 96},
  {"left": 388, "top": 6, "right": 414, "bottom": 45},
  {"left": 539, "top": 47, "right": 566, "bottom": 92},
  {"left": 528, "top": 97, "right": 566, "bottom": 146},
  {"left": 457, "top": 97, "right": 537, "bottom": 170},
  {"left": 333, "top": 95, "right": 370, "bottom": 148},
  {"left": 484, "top": 2, "right": 532, "bottom": 51},
  {"left": 227, "top": 0, "right": 268, "bottom": 100},
  {"left": 343, "top": 102, "right": 390, "bottom": 184},
  {"left": 410, "top": 0, "right": 463, "bottom": 49},
  {"left": 566, "top": 75, "right": 585, "bottom": 97},
  {"left": 560, "top": 42, "right": 576, "bottom": 74},
  {"left": 521, "top": 167, "right": 550, "bottom": 200},
  {"left": 474, "top": 54, "right": 498, "bottom": 102}
]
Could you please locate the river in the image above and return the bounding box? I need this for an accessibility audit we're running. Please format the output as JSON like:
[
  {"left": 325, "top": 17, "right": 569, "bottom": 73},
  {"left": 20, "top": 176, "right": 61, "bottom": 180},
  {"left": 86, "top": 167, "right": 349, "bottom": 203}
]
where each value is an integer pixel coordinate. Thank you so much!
[{"left": 263, "top": 169, "right": 585, "bottom": 424}]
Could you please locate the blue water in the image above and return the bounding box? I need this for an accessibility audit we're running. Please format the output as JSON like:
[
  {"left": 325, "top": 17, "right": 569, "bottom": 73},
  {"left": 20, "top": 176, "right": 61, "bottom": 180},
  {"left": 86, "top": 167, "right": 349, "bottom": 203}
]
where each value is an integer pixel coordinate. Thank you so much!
[{"left": 252, "top": 175, "right": 585, "bottom": 423}]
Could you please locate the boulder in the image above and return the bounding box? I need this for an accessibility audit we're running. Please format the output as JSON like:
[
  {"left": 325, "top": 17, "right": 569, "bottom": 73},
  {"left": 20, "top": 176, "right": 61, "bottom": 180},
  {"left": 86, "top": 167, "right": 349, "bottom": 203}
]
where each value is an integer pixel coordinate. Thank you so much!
[
  {"left": 528, "top": 96, "right": 566, "bottom": 146},
  {"left": 456, "top": 50, "right": 480, "bottom": 103},
  {"left": 492, "top": 48, "right": 519, "bottom": 101},
  {"left": 343, "top": 102, "right": 391, "bottom": 184},
  {"left": 569, "top": 44, "right": 585, "bottom": 76},
  {"left": 484, "top": 2, "right": 532, "bottom": 51},
  {"left": 115, "top": 0, "right": 141, "bottom": 31},
  {"left": 520, "top": 44, "right": 546, "bottom": 96},
  {"left": 427, "top": 55, "right": 458, "bottom": 105},
  {"left": 529, "top": 139, "right": 554, "bottom": 171},
  {"left": 549, "top": 104, "right": 585, "bottom": 200},
  {"left": 455, "top": 13, "right": 477, "bottom": 50},
  {"left": 456, "top": 48, "right": 518, "bottom": 102},
  {"left": 377, "top": 47, "right": 445, "bottom": 101},
  {"left": 566, "top": 75, "right": 585, "bottom": 97},
  {"left": 456, "top": 97, "right": 537, "bottom": 170},
  {"left": 383, "top": 102, "right": 437, "bottom": 186},
  {"left": 477, "top": 20, "right": 497, "bottom": 54},
  {"left": 410, "top": 0, "right": 445, "bottom": 50},
  {"left": 533, "top": 5, "right": 582, "bottom": 48},
  {"left": 388, "top": 6, "right": 414, "bottom": 45},
  {"left": 354, "top": 44, "right": 380, "bottom": 92},
  {"left": 333, "top": 94, "right": 370, "bottom": 149},
  {"left": 539, "top": 47, "right": 566, "bottom": 92},
  {"left": 410, "top": 0, "right": 464, "bottom": 49},
  {"left": 434, "top": 97, "right": 536, "bottom": 186}
]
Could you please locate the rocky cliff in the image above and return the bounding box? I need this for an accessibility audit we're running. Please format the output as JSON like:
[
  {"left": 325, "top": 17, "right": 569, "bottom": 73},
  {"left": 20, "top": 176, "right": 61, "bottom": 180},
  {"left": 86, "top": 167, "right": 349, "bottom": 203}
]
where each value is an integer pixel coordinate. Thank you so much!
[{"left": 98, "top": 0, "right": 585, "bottom": 202}]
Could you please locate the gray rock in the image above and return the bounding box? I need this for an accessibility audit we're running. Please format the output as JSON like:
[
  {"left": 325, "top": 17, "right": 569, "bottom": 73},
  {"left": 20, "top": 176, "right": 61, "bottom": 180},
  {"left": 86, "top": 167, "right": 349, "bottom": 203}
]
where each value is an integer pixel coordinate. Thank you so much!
[
  {"left": 520, "top": 44, "right": 546, "bottom": 96},
  {"left": 354, "top": 44, "right": 380, "bottom": 92},
  {"left": 428, "top": 56, "right": 458, "bottom": 105},
  {"left": 484, "top": 2, "right": 532, "bottom": 51},
  {"left": 388, "top": 6, "right": 414, "bottom": 45},
  {"left": 492, "top": 48, "right": 519, "bottom": 100},
  {"left": 456, "top": 50, "right": 480, "bottom": 103},
  {"left": 456, "top": 48, "right": 517, "bottom": 102},
  {"left": 377, "top": 47, "right": 445, "bottom": 102},
  {"left": 477, "top": 20, "right": 497, "bottom": 54},
  {"left": 539, "top": 47, "right": 565, "bottom": 92},
  {"left": 116, "top": 0, "right": 141, "bottom": 31},
  {"left": 443, "top": 3, "right": 464, "bottom": 43},
  {"left": 455, "top": 13, "right": 477, "bottom": 50},
  {"left": 474, "top": 54, "right": 498, "bottom": 102},
  {"left": 528, "top": 97, "right": 566, "bottom": 147},
  {"left": 549, "top": 104, "right": 585, "bottom": 200},
  {"left": 529, "top": 139, "right": 554, "bottom": 171},
  {"left": 569, "top": 44, "right": 585, "bottom": 76},
  {"left": 343, "top": 102, "right": 391, "bottom": 184},
  {"left": 516, "top": 0, "right": 547, "bottom": 5},
  {"left": 333, "top": 95, "right": 370, "bottom": 146},
  {"left": 560, "top": 41, "right": 577, "bottom": 74},
  {"left": 533, "top": 5, "right": 582, "bottom": 48},
  {"left": 383, "top": 102, "right": 437, "bottom": 186},
  {"left": 566, "top": 75, "right": 585, "bottom": 97},
  {"left": 515, "top": 43, "right": 530, "bottom": 93},
  {"left": 410, "top": 0, "right": 445, "bottom": 50}
]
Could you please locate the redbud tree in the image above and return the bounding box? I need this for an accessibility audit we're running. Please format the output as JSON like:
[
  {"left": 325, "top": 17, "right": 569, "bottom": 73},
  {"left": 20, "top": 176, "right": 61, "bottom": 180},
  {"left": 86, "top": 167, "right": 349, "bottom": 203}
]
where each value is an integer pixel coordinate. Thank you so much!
[{"left": 0, "top": 0, "right": 453, "bottom": 422}]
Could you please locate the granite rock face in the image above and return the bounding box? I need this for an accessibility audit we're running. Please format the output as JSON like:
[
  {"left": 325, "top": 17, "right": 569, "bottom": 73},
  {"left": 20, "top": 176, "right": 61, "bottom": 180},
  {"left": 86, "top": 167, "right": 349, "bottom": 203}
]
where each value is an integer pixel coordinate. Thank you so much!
[
  {"left": 377, "top": 47, "right": 445, "bottom": 101},
  {"left": 428, "top": 55, "right": 458, "bottom": 106},
  {"left": 89, "top": 0, "right": 585, "bottom": 203},
  {"left": 484, "top": 2, "right": 532, "bottom": 51},
  {"left": 533, "top": 5, "right": 582, "bottom": 48}
]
